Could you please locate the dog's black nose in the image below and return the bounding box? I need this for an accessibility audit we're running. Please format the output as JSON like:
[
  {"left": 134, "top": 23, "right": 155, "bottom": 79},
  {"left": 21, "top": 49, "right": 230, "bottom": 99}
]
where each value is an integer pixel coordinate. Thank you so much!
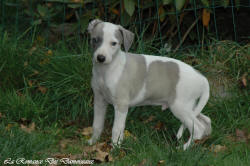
[{"left": 97, "top": 54, "right": 105, "bottom": 63}]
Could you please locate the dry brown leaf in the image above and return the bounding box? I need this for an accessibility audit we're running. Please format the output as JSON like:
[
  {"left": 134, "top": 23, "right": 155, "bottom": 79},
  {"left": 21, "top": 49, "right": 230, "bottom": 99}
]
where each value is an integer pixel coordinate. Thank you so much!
[
  {"left": 115, "top": 149, "right": 126, "bottom": 159},
  {"left": 202, "top": 8, "right": 210, "bottom": 28},
  {"left": 144, "top": 115, "right": 155, "bottom": 123},
  {"left": 70, "top": 154, "right": 84, "bottom": 160},
  {"left": 84, "top": 142, "right": 105, "bottom": 154},
  {"left": 241, "top": 73, "right": 247, "bottom": 88},
  {"left": 6, "top": 124, "right": 13, "bottom": 131},
  {"left": 0, "top": 112, "right": 2, "bottom": 119},
  {"left": 100, "top": 142, "right": 112, "bottom": 152},
  {"left": 46, "top": 49, "right": 53, "bottom": 56},
  {"left": 59, "top": 139, "right": 72, "bottom": 149},
  {"left": 157, "top": 160, "right": 165, "bottom": 166},
  {"left": 24, "top": 61, "right": 28, "bottom": 67},
  {"left": 110, "top": 8, "right": 120, "bottom": 16},
  {"left": 38, "top": 85, "right": 47, "bottom": 94},
  {"left": 33, "top": 70, "right": 39, "bottom": 75},
  {"left": 84, "top": 145, "right": 96, "bottom": 153},
  {"left": 82, "top": 126, "right": 93, "bottom": 136},
  {"left": 29, "top": 46, "right": 37, "bottom": 55},
  {"left": 210, "top": 144, "right": 227, "bottom": 153},
  {"left": 29, "top": 70, "right": 39, "bottom": 77},
  {"left": 124, "top": 130, "right": 137, "bottom": 140},
  {"left": 20, "top": 122, "right": 35, "bottom": 133},
  {"left": 39, "top": 58, "right": 50, "bottom": 65},
  {"left": 153, "top": 121, "right": 164, "bottom": 130},
  {"left": 138, "top": 159, "right": 147, "bottom": 166},
  {"left": 28, "top": 80, "right": 33, "bottom": 87},
  {"left": 52, "top": 153, "right": 69, "bottom": 159},
  {"left": 194, "top": 136, "right": 209, "bottom": 145},
  {"left": 94, "top": 149, "right": 109, "bottom": 162},
  {"left": 72, "top": 0, "right": 83, "bottom": 3},
  {"left": 16, "top": 91, "right": 23, "bottom": 97},
  {"left": 235, "top": 129, "right": 247, "bottom": 142},
  {"left": 158, "top": 6, "right": 166, "bottom": 22},
  {"left": 46, "top": 3, "right": 52, "bottom": 7},
  {"left": 36, "top": 36, "right": 44, "bottom": 43}
]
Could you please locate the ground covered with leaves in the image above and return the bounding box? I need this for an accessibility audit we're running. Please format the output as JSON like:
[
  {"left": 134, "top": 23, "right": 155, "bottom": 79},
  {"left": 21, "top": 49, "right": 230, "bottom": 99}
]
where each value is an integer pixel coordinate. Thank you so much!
[{"left": 0, "top": 36, "right": 249, "bottom": 165}]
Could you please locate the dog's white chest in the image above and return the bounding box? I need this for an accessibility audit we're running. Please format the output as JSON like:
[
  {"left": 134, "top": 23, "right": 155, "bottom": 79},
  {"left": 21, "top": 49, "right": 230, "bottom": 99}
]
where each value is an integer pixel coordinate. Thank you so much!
[{"left": 93, "top": 55, "right": 126, "bottom": 103}]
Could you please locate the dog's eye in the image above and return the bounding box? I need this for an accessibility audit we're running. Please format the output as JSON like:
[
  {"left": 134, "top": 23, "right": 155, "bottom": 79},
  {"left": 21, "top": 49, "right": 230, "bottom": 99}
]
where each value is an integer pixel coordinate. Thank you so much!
[
  {"left": 111, "top": 42, "right": 117, "bottom": 46},
  {"left": 92, "top": 38, "right": 98, "bottom": 43}
]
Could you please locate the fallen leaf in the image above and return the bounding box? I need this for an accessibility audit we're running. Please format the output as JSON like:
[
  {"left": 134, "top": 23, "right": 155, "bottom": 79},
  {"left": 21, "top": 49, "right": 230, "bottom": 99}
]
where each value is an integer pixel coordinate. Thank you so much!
[
  {"left": 241, "top": 73, "right": 247, "bottom": 88},
  {"left": 33, "top": 70, "right": 39, "bottom": 75},
  {"left": 39, "top": 58, "right": 50, "bottom": 65},
  {"left": 94, "top": 149, "right": 109, "bottom": 162},
  {"left": 84, "top": 142, "right": 105, "bottom": 154},
  {"left": 100, "top": 142, "right": 112, "bottom": 152},
  {"left": 157, "top": 160, "right": 165, "bottom": 166},
  {"left": 6, "top": 124, "right": 13, "bottom": 131},
  {"left": 144, "top": 115, "right": 155, "bottom": 123},
  {"left": 235, "top": 129, "right": 247, "bottom": 142},
  {"left": 46, "top": 3, "right": 52, "bottom": 7},
  {"left": 210, "top": 144, "right": 227, "bottom": 153},
  {"left": 28, "top": 80, "right": 33, "bottom": 87},
  {"left": 59, "top": 139, "right": 72, "bottom": 149},
  {"left": 124, "top": 130, "right": 137, "bottom": 140},
  {"left": 52, "top": 153, "right": 69, "bottom": 159},
  {"left": 0, "top": 112, "right": 2, "bottom": 119},
  {"left": 29, "top": 46, "right": 37, "bottom": 55},
  {"left": 72, "top": 0, "right": 83, "bottom": 3},
  {"left": 153, "top": 121, "right": 165, "bottom": 130},
  {"left": 194, "top": 136, "right": 209, "bottom": 145},
  {"left": 29, "top": 70, "right": 39, "bottom": 77},
  {"left": 138, "top": 159, "right": 147, "bottom": 166},
  {"left": 46, "top": 49, "right": 53, "bottom": 56},
  {"left": 82, "top": 127, "right": 93, "bottom": 136},
  {"left": 20, "top": 122, "right": 35, "bottom": 133},
  {"left": 24, "top": 61, "right": 28, "bottom": 67},
  {"left": 36, "top": 35, "right": 44, "bottom": 43},
  {"left": 38, "top": 85, "right": 47, "bottom": 94},
  {"left": 16, "top": 91, "right": 23, "bottom": 96},
  {"left": 70, "top": 154, "right": 84, "bottom": 160}
]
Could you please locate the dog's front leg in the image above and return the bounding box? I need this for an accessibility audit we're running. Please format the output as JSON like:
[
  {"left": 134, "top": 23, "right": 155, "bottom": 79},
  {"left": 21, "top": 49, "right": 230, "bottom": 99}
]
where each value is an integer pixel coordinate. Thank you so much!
[
  {"left": 112, "top": 104, "right": 128, "bottom": 146},
  {"left": 88, "top": 92, "right": 108, "bottom": 145}
]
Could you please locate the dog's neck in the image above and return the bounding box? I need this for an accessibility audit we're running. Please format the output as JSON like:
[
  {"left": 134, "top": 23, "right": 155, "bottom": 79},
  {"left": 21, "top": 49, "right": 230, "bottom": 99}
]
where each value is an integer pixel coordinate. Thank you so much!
[{"left": 93, "top": 50, "right": 126, "bottom": 77}]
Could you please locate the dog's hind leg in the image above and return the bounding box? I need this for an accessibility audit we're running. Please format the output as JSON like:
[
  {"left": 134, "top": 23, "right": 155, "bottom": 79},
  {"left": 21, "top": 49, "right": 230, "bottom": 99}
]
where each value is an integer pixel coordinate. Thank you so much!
[
  {"left": 177, "top": 81, "right": 210, "bottom": 140},
  {"left": 176, "top": 100, "right": 196, "bottom": 140},
  {"left": 170, "top": 100, "right": 205, "bottom": 150}
]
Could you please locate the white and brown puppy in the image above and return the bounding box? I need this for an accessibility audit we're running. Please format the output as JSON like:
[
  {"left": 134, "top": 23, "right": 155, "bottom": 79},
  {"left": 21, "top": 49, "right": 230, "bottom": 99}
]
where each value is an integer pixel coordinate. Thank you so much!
[{"left": 87, "top": 19, "right": 211, "bottom": 150}]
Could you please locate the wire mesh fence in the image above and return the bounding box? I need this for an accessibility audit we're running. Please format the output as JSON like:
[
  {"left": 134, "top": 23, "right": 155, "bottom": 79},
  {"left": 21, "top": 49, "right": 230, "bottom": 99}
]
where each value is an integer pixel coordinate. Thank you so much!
[{"left": 0, "top": 0, "right": 249, "bottom": 53}]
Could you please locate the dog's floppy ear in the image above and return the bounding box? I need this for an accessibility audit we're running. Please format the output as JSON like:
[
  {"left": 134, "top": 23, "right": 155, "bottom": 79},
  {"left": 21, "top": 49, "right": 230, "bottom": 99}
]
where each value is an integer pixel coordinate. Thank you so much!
[
  {"left": 119, "top": 26, "right": 134, "bottom": 52},
  {"left": 88, "top": 19, "right": 103, "bottom": 34}
]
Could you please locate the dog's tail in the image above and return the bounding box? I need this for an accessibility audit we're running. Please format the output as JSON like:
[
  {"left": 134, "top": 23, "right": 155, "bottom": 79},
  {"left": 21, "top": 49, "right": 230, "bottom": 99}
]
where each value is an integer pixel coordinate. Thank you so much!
[{"left": 193, "top": 77, "right": 210, "bottom": 116}]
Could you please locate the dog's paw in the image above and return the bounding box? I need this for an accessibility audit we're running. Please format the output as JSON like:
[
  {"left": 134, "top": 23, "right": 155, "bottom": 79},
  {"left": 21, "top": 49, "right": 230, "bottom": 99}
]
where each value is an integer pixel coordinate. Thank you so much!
[
  {"left": 87, "top": 138, "right": 95, "bottom": 145},
  {"left": 111, "top": 139, "right": 122, "bottom": 148},
  {"left": 176, "top": 125, "right": 185, "bottom": 140},
  {"left": 111, "top": 142, "right": 121, "bottom": 149}
]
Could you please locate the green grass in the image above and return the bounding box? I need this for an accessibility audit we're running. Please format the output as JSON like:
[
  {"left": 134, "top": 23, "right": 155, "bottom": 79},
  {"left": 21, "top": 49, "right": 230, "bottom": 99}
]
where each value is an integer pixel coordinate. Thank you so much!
[{"left": 0, "top": 35, "right": 249, "bottom": 166}]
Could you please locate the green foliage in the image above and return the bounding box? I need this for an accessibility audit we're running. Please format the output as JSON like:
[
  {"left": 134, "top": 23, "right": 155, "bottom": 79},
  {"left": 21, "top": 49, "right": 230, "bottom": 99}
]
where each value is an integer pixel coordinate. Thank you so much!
[
  {"left": 0, "top": 30, "right": 249, "bottom": 165},
  {"left": 124, "top": 0, "right": 135, "bottom": 16}
]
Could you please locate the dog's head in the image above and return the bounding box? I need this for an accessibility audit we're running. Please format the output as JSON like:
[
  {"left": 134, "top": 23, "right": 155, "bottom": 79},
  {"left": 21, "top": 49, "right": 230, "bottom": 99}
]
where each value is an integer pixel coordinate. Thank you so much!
[{"left": 88, "top": 19, "right": 134, "bottom": 64}]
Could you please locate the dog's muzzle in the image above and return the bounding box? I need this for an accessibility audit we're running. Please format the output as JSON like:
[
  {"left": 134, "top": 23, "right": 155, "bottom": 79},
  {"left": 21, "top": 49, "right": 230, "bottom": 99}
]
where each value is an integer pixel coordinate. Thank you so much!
[{"left": 97, "top": 54, "right": 106, "bottom": 63}]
